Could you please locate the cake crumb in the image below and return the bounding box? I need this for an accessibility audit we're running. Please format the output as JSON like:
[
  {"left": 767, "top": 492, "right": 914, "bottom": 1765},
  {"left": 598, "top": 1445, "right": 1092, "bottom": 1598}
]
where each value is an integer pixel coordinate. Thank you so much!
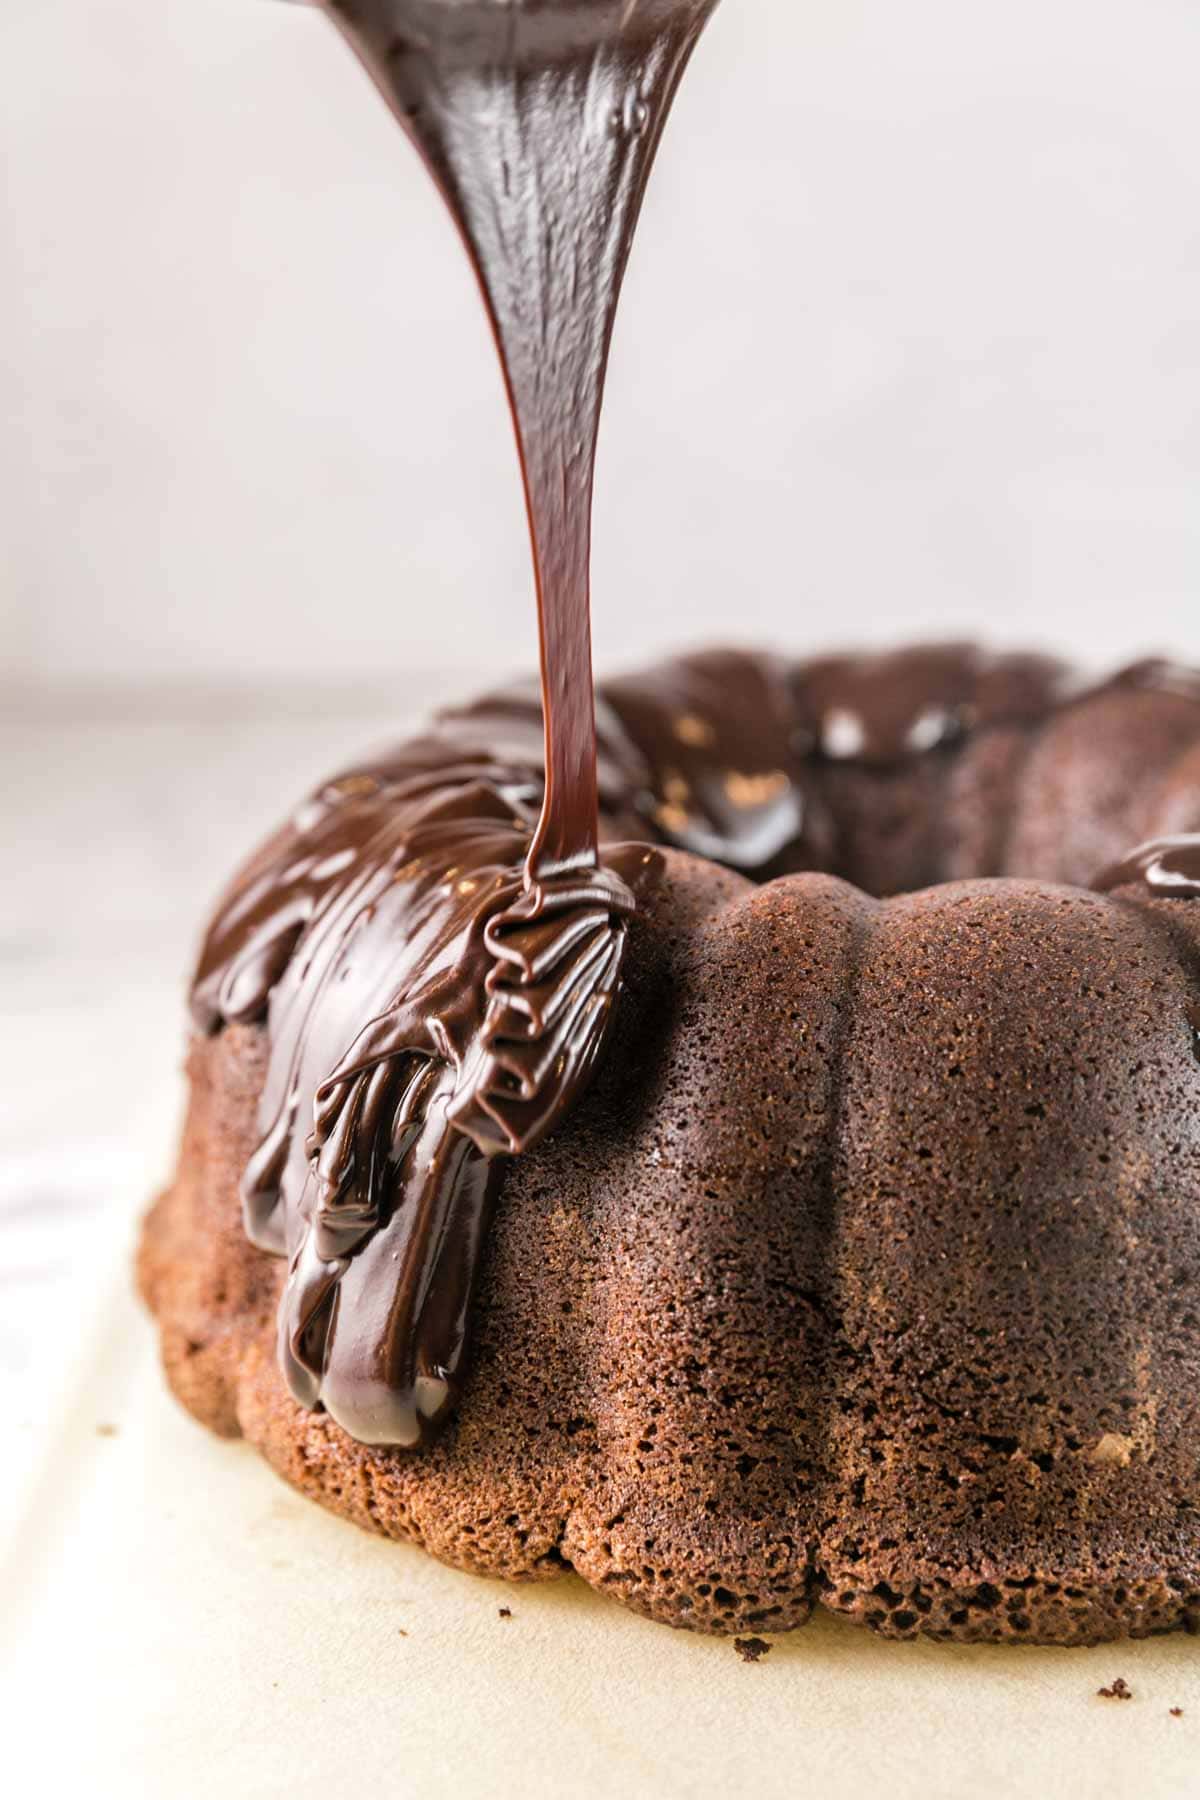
[
  {"left": 1088, "top": 1433, "right": 1134, "bottom": 1467},
  {"left": 1097, "top": 1677, "right": 1132, "bottom": 1701},
  {"left": 398, "top": 1629, "right": 408, "bottom": 1638},
  {"left": 498, "top": 1607, "right": 512, "bottom": 1619},
  {"left": 95, "top": 1423, "right": 118, "bottom": 1438},
  {"left": 1170, "top": 1707, "right": 1183, "bottom": 1718},
  {"left": 733, "top": 1636, "right": 771, "bottom": 1664}
]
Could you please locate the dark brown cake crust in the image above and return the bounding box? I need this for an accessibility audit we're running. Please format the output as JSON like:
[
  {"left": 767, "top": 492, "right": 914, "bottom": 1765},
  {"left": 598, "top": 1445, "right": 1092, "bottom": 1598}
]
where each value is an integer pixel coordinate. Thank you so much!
[{"left": 141, "top": 841, "right": 1200, "bottom": 1643}]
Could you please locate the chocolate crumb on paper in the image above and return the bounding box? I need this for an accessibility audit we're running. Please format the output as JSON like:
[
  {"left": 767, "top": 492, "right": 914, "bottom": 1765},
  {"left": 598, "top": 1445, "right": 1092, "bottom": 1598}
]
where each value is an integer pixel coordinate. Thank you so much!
[
  {"left": 1170, "top": 1707, "right": 1183, "bottom": 1718},
  {"left": 1097, "top": 1677, "right": 1132, "bottom": 1700},
  {"left": 733, "top": 1636, "right": 772, "bottom": 1664},
  {"left": 498, "top": 1607, "right": 512, "bottom": 1620}
]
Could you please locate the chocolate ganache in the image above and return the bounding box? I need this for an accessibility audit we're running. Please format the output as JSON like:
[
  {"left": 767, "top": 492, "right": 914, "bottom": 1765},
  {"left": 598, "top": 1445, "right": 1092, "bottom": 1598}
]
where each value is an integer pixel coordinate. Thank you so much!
[
  {"left": 324, "top": 0, "right": 718, "bottom": 883},
  {"left": 1095, "top": 833, "right": 1200, "bottom": 899}
]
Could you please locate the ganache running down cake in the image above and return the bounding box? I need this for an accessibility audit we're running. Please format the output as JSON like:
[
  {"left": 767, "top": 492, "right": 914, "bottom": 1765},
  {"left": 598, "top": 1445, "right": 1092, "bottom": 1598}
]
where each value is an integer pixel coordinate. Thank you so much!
[{"left": 140, "top": 642, "right": 1200, "bottom": 1645}]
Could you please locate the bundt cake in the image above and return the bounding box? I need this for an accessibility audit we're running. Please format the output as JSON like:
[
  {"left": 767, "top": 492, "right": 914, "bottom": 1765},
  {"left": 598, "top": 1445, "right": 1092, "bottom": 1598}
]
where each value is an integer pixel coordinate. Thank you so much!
[{"left": 140, "top": 643, "right": 1200, "bottom": 1645}]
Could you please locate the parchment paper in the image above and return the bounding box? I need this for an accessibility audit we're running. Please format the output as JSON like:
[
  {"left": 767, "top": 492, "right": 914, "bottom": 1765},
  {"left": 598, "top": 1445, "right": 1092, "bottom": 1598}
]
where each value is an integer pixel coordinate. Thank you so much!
[{"left": 5, "top": 1258, "right": 1198, "bottom": 1800}]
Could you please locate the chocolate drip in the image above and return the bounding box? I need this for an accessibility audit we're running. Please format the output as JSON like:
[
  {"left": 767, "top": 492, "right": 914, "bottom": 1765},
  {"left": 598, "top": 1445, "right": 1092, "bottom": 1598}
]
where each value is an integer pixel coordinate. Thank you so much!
[
  {"left": 1094, "top": 834, "right": 1200, "bottom": 900},
  {"left": 323, "top": 0, "right": 718, "bottom": 882},
  {"left": 195, "top": 743, "right": 654, "bottom": 1445}
]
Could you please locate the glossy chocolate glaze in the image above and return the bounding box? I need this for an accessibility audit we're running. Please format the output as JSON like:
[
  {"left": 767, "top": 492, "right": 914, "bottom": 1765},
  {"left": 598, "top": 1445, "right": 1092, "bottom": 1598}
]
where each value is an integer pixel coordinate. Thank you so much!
[
  {"left": 323, "top": 0, "right": 718, "bottom": 880},
  {"left": 792, "top": 643, "right": 1068, "bottom": 765},
  {"left": 194, "top": 737, "right": 665, "bottom": 1445},
  {"left": 1094, "top": 833, "right": 1200, "bottom": 899}
]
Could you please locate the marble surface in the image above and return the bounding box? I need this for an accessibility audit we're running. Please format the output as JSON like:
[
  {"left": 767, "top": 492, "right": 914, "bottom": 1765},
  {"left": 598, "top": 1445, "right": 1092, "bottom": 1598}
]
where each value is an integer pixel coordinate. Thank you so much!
[{"left": 2, "top": 689, "right": 432, "bottom": 1455}]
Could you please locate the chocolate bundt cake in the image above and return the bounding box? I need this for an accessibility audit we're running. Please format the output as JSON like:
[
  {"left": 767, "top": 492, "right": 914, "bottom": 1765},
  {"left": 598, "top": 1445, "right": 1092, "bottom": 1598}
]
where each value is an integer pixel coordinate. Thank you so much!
[{"left": 140, "top": 644, "right": 1200, "bottom": 1645}]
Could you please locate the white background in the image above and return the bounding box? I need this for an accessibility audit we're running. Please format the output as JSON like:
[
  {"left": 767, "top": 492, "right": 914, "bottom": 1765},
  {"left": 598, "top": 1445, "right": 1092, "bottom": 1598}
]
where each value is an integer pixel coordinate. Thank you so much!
[{"left": 4, "top": 0, "right": 1200, "bottom": 698}]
